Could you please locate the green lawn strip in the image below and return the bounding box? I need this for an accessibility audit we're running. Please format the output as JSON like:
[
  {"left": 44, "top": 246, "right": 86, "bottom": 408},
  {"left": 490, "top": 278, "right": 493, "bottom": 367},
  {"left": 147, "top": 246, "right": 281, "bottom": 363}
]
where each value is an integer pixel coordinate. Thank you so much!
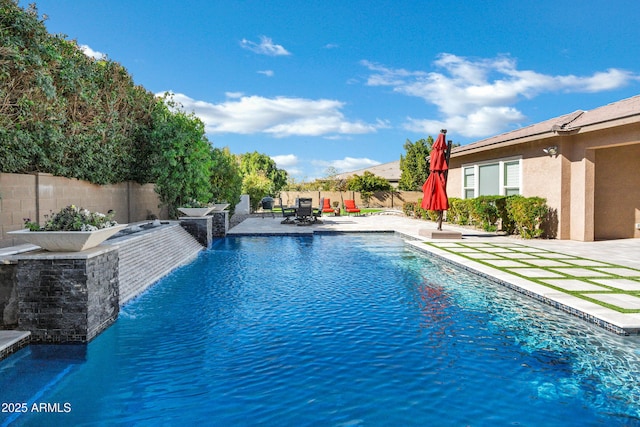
[{"left": 424, "top": 242, "right": 640, "bottom": 313}]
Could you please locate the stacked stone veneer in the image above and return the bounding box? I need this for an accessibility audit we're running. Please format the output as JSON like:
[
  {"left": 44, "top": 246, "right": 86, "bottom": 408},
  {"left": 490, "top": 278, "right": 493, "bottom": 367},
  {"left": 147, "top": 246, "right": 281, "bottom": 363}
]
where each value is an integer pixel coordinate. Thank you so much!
[
  {"left": 1, "top": 219, "right": 220, "bottom": 347},
  {"left": 15, "top": 247, "right": 119, "bottom": 343},
  {"left": 109, "top": 223, "right": 203, "bottom": 305},
  {"left": 179, "top": 216, "right": 212, "bottom": 247},
  {"left": 0, "top": 260, "right": 17, "bottom": 328},
  {"left": 211, "top": 212, "right": 229, "bottom": 237},
  {"left": 178, "top": 212, "right": 228, "bottom": 247}
]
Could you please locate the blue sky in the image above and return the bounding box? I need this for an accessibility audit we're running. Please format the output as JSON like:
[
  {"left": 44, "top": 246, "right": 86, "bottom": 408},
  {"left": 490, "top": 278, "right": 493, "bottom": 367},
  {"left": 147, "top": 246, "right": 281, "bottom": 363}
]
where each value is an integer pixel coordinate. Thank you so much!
[{"left": 23, "top": 0, "right": 640, "bottom": 180}]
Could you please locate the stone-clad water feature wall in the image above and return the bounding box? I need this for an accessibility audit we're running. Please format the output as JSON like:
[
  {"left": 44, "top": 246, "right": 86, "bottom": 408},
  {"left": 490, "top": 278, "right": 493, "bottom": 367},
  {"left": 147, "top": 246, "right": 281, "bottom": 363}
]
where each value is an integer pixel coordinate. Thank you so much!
[
  {"left": 15, "top": 247, "right": 120, "bottom": 343},
  {"left": 0, "top": 212, "right": 228, "bottom": 350}
]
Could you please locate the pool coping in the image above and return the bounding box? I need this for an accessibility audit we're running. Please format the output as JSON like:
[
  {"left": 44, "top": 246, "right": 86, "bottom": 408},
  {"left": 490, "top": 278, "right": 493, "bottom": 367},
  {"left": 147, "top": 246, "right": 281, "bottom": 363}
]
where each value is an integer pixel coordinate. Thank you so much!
[{"left": 0, "top": 331, "right": 31, "bottom": 360}]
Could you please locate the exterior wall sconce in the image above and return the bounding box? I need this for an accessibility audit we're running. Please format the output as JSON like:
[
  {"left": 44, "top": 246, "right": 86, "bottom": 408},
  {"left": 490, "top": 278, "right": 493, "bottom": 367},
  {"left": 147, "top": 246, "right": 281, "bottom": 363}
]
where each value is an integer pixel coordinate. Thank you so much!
[{"left": 543, "top": 146, "right": 558, "bottom": 157}]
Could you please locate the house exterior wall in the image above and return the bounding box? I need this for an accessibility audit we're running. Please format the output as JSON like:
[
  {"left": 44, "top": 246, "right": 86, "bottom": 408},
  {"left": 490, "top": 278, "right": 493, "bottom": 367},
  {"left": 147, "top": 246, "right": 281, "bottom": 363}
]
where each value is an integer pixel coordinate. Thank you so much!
[{"left": 447, "top": 120, "right": 640, "bottom": 241}]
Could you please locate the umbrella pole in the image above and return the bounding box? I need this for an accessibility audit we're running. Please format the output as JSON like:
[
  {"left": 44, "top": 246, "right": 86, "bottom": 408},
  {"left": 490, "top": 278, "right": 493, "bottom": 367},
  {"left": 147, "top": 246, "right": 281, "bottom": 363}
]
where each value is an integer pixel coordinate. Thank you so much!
[{"left": 437, "top": 210, "right": 443, "bottom": 230}]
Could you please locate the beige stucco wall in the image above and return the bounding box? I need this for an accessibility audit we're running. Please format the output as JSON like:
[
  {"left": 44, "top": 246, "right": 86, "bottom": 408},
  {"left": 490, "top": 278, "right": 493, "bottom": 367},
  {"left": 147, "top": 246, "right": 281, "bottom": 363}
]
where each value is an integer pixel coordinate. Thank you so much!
[
  {"left": 594, "top": 143, "right": 640, "bottom": 240},
  {"left": 0, "top": 173, "right": 165, "bottom": 248},
  {"left": 448, "top": 121, "right": 640, "bottom": 241},
  {"left": 448, "top": 138, "right": 565, "bottom": 237},
  {"left": 278, "top": 191, "right": 423, "bottom": 209}
]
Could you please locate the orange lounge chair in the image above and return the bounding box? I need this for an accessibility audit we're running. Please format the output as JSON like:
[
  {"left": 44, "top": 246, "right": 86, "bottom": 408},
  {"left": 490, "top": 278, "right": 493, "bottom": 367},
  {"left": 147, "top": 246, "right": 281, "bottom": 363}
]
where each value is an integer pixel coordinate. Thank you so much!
[
  {"left": 344, "top": 199, "right": 361, "bottom": 215},
  {"left": 322, "top": 198, "right": 334, "bottom": 213}
]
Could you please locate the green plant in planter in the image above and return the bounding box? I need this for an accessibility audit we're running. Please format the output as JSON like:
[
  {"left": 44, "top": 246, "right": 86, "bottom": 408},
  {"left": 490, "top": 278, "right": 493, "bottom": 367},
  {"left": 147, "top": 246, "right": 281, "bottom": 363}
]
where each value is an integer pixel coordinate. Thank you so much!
[{"left": 24, "top": 205, "right": 118, "bottom": 232}]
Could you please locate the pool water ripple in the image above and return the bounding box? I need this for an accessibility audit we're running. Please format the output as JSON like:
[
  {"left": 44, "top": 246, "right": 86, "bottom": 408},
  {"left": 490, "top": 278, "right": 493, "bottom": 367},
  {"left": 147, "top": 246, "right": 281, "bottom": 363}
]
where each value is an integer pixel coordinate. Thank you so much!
[{"left": 2, "top": 234, "right": 640, "bottom": 426}]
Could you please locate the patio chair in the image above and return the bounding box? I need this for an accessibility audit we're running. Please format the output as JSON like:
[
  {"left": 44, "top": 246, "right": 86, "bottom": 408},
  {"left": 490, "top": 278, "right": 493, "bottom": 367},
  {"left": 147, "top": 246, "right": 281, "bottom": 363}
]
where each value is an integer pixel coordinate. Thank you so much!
[
  {"left": 322, "top": 198, "right": 334, "bottom": 214},
  {"left": 278, "top": 197, "right": 296, "bottom": 224},
  {"left": 296, "top": 198, "right": 314, "bottom": 225},
  {"left": 344, "top": 199, "right": 361, "bottom": 216},
  {"left": 313, "top": 198, "right": 325, "bottom": 222}
]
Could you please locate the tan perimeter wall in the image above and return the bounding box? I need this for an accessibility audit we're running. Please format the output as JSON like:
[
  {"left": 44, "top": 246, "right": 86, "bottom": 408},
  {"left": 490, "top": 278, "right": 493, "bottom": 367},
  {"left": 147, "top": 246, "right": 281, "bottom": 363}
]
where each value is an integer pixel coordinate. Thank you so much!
[
  {"left": 278, "top": 190, "right": 424, "bottom": 209},
  {"left": 0, "top": 173, "right": 166, "bottom": 248}
]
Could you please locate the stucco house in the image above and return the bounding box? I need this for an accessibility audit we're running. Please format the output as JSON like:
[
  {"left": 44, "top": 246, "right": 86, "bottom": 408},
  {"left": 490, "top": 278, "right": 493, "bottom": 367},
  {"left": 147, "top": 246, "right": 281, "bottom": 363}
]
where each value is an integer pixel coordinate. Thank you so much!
[{"left": 447, "top": 94, "right": 640, "bottom": 241}]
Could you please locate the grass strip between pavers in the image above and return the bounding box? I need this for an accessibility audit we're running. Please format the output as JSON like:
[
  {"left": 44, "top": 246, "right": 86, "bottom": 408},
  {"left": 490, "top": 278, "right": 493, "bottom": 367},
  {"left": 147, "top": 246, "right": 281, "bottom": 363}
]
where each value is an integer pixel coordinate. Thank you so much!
[{"left": 424, "top": 242, "right": 640, "bottom": 314}]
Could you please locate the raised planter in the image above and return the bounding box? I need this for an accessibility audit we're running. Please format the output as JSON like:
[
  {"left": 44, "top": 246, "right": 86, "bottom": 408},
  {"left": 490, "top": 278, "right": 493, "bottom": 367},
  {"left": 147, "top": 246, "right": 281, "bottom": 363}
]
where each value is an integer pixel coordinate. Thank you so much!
[
  {"left": 211, "top": 203, "right": 230, "bottom": 212},
  {"left": 178, "top": 207, "right": 215, "bottom": 217},
  {"left": 8, "top": 224, "right": 127, "bottom": 252}
]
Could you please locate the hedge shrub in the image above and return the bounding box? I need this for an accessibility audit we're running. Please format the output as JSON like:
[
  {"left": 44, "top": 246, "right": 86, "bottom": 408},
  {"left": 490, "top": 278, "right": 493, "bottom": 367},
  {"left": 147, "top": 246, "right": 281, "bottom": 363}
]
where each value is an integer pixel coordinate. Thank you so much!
[
  {"left": 404, "top": 195, "right": 550, "bottom": 238},
  {"left": 505, "top": 196, "right": 549, "bottom": 239}
]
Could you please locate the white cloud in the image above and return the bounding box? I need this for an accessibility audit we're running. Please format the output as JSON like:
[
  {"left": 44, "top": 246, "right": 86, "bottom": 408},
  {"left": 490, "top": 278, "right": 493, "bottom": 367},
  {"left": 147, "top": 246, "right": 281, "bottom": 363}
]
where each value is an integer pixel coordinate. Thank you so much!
[
  {"left": 240, "top": 36, "right": 291, "bottom": 56},
  {"left": 80, "top": 44, "right": 106, "bottom": 60},
  {"left": 312, "top": 157, "right": 381, "bottom": 173},
  {"left": 160, "top": 92, "right": 384, "bottom": 138},
  {"left": 363, "top": 54, "right": 640, "bottom": 137},
  {"left": 258, "top": 70, "right": 274, "bottom": 77},
  {"left": 225, "top": 92, "right": 244, "bottom": 99},
  {"left": 272, "top": 154, "right": 302, "bottom": 176},
  {"left": 271, "top": 154, "right": 298, "bottom": 168}
]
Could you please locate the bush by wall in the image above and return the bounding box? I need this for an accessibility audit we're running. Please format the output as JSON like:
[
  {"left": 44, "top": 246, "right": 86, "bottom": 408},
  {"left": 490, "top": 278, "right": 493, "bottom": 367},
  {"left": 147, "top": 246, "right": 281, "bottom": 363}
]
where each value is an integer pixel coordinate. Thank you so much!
[
  {"left": 403, "top": 200, "right": 440, "bottom": 221},
  {"left": 404, "top": 195, "right": 551, "bottom": 238},
  {"left": 505, "top": 195, "right": 549, "bottom": 239}
]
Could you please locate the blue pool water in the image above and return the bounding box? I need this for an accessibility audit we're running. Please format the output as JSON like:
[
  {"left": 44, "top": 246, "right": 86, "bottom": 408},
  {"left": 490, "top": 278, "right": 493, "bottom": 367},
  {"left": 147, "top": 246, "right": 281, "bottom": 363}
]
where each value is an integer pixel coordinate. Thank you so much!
[{"left": 2, "top": 234, "right": 640, "bottom": 426}]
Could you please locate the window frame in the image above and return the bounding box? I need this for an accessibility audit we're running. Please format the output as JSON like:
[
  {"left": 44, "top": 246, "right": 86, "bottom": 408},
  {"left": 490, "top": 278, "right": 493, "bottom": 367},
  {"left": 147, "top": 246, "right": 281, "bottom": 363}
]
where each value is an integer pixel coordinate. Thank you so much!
[{"left": 461, "top": 156, "right": 522, "bottom": 198}]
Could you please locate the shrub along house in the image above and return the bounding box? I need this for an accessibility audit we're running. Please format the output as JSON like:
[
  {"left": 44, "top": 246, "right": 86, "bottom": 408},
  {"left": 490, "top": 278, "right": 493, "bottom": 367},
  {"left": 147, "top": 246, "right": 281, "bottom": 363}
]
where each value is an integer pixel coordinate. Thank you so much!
[{"left": 446, "top": 94, "right": 640, "bottom": 241}]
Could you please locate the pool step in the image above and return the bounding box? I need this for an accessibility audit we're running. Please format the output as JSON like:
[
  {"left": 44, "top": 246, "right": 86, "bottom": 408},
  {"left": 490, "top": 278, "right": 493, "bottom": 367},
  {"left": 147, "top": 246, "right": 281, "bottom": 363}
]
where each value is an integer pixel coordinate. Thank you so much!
[{"left": 111, "top": 223, "right": 204, "bottom": 305}]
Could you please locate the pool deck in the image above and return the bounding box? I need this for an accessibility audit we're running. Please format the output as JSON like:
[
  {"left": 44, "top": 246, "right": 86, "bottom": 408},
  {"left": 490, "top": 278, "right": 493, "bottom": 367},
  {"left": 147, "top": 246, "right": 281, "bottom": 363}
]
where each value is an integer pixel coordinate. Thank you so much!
[
  {"left": 229, "top": 212, "right": 640, "bottom": 335},
  {"left": 2, "top": 212, "right": 640, "bottom": 356}
]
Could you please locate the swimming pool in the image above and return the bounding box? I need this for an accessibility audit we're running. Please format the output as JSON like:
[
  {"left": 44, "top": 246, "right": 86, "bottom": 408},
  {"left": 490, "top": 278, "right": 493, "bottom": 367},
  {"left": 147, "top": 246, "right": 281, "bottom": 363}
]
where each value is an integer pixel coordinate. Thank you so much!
[{"left": 2, "top": 234, "right": 640, "bottom": 426}]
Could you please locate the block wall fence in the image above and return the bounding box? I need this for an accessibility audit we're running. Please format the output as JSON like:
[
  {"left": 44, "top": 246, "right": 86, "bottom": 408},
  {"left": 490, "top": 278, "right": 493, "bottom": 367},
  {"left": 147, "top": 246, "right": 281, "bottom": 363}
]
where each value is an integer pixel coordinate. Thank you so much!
[
  {"left": 0, "top": 172, "right": 167, "bottom": 248},
  {"left": 277, "top": 190, "right": 423, "bottom": 210}
]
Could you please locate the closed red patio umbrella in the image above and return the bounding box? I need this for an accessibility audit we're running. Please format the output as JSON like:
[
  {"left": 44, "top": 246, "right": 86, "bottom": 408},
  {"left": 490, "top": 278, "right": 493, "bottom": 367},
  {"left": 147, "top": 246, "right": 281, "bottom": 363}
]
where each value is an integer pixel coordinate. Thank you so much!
[{"left": 421, "top": 130, "right": 450, "bottom": 230}]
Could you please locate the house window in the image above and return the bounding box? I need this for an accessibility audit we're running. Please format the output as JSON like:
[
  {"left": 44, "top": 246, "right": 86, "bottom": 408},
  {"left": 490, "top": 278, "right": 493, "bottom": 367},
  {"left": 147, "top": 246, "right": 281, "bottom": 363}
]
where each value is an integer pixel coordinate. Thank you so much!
[
  {"left": 463, "top": 167, "right": 475, "bottom": 199},
  {"left": 462, "top": 158, "right": 521, "bottom": 198},
  {"left": 503, "top": 161, "right": 520, "bottom": 196}
]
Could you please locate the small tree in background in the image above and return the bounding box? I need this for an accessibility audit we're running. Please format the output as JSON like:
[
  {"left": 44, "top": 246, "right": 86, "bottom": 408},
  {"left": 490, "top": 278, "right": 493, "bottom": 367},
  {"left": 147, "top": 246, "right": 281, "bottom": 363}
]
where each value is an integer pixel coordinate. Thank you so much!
[
  {"left": 238, "top": 151, "right": 288, "bottom": 195},
  {"left": 399, "top": 137, "right": 433, "bottom": 191},
  {"left": 242, "top": 171, "right": 273, "bottom": 212},
  {"left": 210, "top": 147, "right": 242, "bottom": 213},
  {"left": 347, "top": 171, "right": 391, "bottom": 206}
]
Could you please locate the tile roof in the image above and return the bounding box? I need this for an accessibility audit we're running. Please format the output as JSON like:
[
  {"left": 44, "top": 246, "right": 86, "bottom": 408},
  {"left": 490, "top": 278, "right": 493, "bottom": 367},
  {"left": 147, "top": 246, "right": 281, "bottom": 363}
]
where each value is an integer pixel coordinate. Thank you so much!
[
  {"left": 450, "top": 94, "right": 640, "bottom": 157},
  {"left": 334, "top": 160, "right": 401, "bottom": 181},
  {"left": 335, "top": 94, "right": 640, "bottom": 178}
]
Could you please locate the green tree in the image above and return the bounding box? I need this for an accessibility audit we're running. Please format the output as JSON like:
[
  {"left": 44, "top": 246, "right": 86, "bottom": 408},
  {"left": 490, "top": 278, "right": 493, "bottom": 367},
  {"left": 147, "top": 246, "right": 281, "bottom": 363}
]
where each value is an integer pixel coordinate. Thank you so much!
[
  {"left": 148, "top": 98, "right": 213, "bottom": 218},
  {"left": 238, "top": 151, "right": 288, "bottom": 194},
  {"left": 347, "top": 171, "right": 391, "bottom": 206},
  {"left": 0, "top": 1, "right": 156, "bottom": 184},
  {"left": 399, "top": 137, "right": 433, "bottom": 191},
  {"left": 242, "top": 170, "right": 272, "bottom": 212},
  {"left": 210, "top": 147, "right": 242, "bottom": 212}
]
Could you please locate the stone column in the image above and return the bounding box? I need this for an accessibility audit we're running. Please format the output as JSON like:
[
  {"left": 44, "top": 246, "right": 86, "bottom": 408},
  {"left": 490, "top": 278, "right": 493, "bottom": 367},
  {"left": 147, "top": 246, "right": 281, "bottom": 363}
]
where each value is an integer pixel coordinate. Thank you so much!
[
  {"left": 15, "top": 247, "right": 119, "bottom": 343},
  {"left": 180, "top": 216, "right": 213, "bottom": 247},
  {"left": 211, "top": 211, "right": 229, "bottom": 237}
]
